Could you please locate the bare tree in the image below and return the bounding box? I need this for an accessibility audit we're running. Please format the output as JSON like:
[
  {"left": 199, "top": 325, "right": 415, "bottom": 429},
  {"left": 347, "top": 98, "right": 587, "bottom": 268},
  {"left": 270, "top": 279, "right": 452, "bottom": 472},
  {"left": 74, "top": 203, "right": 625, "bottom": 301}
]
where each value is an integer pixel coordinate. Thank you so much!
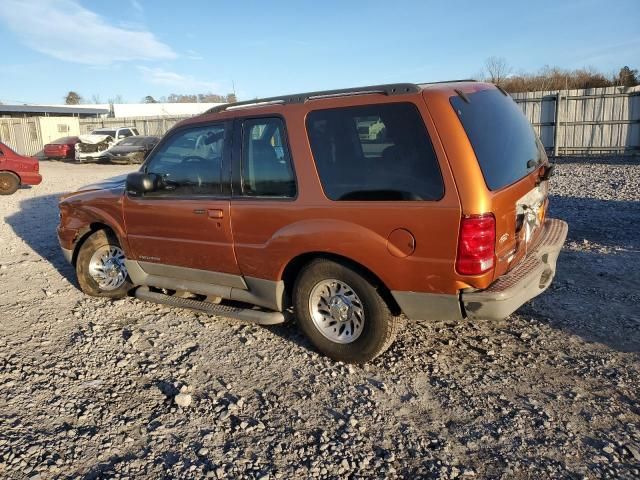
[
  {"left": 64, "top": 91, "right": 82, "bottom": 105},
  {"left": 484, "top": 56, "right": 512, "bottom": 85},
  {"left": 90, "top": 94, "right": 102, "bottom": 104}
]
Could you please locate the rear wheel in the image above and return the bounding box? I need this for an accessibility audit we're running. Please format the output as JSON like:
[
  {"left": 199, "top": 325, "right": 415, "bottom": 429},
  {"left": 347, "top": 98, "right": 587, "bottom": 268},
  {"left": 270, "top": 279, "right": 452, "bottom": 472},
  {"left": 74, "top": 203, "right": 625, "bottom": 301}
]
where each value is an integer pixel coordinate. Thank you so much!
[
  {"left": 0, "top": 172, "right": 20, "bottom": 195},
  {"left": 293, "top": 259, "right": 399, "bottom": 363},
  {"left": 76, "top": 230, "right": 132, "bottom": 298}
]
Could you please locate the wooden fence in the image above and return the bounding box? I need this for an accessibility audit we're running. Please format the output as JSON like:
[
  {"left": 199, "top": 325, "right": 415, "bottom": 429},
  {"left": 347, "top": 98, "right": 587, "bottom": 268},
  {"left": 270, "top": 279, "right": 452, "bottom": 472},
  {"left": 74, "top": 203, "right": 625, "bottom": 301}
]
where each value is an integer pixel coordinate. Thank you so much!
[{"left": 511, "top": 85, "right": 640, "bottom": 156}]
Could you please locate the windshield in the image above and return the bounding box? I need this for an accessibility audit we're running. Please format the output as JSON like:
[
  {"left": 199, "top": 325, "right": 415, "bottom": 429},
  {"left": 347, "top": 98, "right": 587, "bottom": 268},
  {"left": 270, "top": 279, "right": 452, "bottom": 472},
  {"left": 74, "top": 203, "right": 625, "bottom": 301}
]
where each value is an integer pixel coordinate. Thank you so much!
[{"left": 451, "top": 88, "right": 546, "bottom": 191}]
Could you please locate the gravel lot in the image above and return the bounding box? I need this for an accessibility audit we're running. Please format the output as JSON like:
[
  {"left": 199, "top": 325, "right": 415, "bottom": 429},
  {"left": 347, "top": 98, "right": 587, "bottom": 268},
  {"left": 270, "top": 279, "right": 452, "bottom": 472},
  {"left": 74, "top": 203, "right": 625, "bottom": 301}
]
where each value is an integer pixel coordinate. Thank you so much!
[{"left": 1, "top": 158, "right": 639, "bottom": 479}]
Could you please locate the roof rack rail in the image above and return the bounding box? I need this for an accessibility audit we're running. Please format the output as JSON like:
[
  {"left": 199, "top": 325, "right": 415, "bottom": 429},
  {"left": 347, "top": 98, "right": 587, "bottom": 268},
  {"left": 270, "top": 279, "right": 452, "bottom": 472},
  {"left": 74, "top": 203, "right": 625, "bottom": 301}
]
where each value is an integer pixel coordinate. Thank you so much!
[
  {"left": 205, "top": 83, "right": 421, "bottom": 114},
  {"left": 418, "top": 79, "right": 477, "bottom": 87}
]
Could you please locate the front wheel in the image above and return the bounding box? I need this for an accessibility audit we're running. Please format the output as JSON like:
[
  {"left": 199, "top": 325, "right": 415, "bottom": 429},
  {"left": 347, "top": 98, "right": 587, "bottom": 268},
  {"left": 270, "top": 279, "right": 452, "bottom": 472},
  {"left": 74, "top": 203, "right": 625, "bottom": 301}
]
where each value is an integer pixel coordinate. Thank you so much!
[
  {"left": 76, "top": 230, "right": 133, "bottom": 298},
  {"left": 293, "top": 259, "right": 399, "bottom": 363},
  {"left": 0, "top": 172, "right": 20, "bottom": 195}
]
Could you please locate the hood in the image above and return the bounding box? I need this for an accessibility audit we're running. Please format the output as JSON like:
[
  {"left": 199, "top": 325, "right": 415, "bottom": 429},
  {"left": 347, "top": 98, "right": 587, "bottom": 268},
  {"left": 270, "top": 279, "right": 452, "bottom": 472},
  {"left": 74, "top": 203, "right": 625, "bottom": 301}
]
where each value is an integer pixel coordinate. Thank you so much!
[
  {"left": 78, "top": 134, "right": 114, "bottom": 144},
  {"left": 73, "top": 173, "right": 128, "bottom": 194}
]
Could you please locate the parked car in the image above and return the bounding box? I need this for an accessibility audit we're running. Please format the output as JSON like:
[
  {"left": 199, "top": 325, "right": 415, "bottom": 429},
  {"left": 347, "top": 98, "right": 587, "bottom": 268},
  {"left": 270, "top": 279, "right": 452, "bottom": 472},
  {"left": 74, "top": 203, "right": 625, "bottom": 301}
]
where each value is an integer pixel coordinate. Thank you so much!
[
  {"left": 0, "top": 142, "right": 42, "bottom": 195},
  {"left": 100, "top": 136, "right": 160, "bottom": 164},
  {"left": 57, "top": 81, "right": 567, "bottom": 363},
  {"left": 43, "top": 136, "right": 80, "bottom": 160},
  {"left": 75, "top": 127, "right": 139, "bottom": 162}
]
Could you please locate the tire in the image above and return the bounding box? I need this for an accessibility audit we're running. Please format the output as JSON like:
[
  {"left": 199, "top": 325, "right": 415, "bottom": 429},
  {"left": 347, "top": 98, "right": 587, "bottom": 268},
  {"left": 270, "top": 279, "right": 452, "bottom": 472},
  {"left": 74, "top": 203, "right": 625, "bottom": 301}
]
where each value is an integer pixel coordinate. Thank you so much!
[
  {"left": 76, "top": 230, "right": 133, "bottom": 298},
  {"left": 0, "top": 172, "right": 20, "bottom": 195},
  {"left": 293, "top": 259, "right": 399, "bottom": 363}
]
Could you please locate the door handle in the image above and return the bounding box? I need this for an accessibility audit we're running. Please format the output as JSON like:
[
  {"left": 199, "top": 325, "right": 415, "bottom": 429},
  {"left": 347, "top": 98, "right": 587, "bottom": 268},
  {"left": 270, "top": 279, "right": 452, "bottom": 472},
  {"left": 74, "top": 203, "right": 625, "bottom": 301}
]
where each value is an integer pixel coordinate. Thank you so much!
[{"left": 208, "top": 209, "right": 224, "bottom": 219}]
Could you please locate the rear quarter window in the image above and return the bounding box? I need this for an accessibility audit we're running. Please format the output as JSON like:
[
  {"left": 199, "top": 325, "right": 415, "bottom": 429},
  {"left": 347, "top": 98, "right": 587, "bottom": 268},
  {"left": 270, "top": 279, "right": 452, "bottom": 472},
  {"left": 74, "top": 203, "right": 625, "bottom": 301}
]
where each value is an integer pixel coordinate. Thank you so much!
[
  {"left": 306, "top": 102, "right": 443, "bottom": 201},
  {"left": 451, "top": 88, "right": 546, "bottom": 191}
]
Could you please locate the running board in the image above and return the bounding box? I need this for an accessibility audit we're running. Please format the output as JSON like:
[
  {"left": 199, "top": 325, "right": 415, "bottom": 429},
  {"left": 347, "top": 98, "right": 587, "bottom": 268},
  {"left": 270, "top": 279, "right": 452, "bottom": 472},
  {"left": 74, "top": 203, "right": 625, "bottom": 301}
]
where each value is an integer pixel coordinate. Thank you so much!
[{"left": 134, "top": 287, "right": 285, "bottom": 325}]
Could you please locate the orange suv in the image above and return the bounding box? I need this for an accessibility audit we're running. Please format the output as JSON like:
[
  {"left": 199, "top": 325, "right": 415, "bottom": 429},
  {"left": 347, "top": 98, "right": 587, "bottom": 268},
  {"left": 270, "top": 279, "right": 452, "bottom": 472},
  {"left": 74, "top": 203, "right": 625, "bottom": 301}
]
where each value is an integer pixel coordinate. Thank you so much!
[{"left": 57, "top": 81, "right": 567, "bottom": 363}]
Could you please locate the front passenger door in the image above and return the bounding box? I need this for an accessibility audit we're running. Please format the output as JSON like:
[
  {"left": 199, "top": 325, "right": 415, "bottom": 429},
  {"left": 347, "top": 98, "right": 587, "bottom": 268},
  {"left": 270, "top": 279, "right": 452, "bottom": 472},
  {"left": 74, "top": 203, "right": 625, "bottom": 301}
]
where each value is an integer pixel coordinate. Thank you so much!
[{"left": 123, "top": 121, "right": 243, "bottom": 284}]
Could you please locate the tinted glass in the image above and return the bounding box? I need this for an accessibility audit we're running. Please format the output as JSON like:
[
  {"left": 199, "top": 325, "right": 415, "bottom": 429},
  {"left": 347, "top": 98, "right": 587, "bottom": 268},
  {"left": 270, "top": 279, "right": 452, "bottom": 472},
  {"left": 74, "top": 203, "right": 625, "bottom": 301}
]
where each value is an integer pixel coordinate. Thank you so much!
[
  {"left": 241, "top": 118, "right": 296, "bottom": 198},
  {"left": 53, "top": 136, "right": 77, "bottom": 144},
  {"left": 118, "top": 129, "right": 133, "bottom": 138},
  {"left": 118, "top": 137, "right": 141, "bottom": 146},
  {"left": 451, "top": 88, "right": 546, "bottom": 191},
  {"left": 306, "top": 103, "right": 443, "bottom": 201},
  {"left": 145, "top": 124, "right": 226, "bottom": 196}
]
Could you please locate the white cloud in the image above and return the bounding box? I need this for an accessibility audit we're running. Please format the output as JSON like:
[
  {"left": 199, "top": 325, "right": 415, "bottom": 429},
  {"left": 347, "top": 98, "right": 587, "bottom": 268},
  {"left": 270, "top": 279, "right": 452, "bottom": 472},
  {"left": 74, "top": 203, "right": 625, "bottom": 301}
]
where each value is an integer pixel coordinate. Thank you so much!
[
  {"left": 138, "top": 66, "right": 217, "bottom": 92},
  {"left": 0, "top": 0, "right": 176, "bottom": 66}
]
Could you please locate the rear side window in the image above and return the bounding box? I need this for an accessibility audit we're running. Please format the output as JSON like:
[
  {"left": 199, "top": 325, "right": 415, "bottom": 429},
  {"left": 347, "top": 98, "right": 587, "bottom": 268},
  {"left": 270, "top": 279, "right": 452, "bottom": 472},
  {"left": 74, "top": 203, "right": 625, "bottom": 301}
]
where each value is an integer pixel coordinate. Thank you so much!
[
  {"left": 240, "top": 117, "right": 296, "bottom": 198},
  {"left": 451, "top": 88, "right": 546, "bottom": 191},
  {"left": 306, "top": 103, "right": 443, "bottom": 201}
]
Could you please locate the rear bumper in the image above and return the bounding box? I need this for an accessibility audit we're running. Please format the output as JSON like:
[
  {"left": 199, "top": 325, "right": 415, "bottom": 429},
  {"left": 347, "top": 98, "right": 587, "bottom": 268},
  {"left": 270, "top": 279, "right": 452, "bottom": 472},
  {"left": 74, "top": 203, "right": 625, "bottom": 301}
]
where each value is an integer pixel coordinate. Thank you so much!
[
  {"left": 462, "top": 218, "right": 568, "bottom": 320},
  {"left": 391, "top": 218, "right": 568, "bottom": 322},
  {"left": 21, "top": 172, "right": 42, "bottom": 186}
]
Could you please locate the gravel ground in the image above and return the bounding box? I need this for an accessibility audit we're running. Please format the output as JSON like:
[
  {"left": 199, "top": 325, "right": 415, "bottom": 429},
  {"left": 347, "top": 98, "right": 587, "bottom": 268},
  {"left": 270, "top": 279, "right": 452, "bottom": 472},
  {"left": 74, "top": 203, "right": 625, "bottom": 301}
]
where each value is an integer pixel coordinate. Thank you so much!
[{"left": 0, "top": 158, "right": 639, "bottom": 479}]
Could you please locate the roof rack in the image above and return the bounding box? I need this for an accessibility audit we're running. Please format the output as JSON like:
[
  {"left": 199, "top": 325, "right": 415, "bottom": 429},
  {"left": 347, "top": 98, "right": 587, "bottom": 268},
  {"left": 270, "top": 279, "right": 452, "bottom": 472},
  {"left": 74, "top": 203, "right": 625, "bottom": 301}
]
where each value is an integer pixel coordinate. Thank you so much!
[{"left": 205, "top": 83, "right": 421, "bottom": 114}]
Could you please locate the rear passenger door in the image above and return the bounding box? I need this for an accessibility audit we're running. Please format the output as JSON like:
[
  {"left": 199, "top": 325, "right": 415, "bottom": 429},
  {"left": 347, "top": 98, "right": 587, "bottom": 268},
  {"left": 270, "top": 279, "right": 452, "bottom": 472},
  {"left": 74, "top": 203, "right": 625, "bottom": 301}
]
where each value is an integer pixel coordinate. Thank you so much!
[{"left": 229, "top": 116, "right": 297, "bottom": 279}]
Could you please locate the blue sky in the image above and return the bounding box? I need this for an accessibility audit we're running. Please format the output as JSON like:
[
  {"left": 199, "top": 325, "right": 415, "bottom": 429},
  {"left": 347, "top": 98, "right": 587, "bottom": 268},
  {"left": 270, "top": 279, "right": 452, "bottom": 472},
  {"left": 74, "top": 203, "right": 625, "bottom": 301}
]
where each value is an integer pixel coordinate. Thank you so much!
[{"left": 0, "top": 0, "right": 638, "bottom": 104}]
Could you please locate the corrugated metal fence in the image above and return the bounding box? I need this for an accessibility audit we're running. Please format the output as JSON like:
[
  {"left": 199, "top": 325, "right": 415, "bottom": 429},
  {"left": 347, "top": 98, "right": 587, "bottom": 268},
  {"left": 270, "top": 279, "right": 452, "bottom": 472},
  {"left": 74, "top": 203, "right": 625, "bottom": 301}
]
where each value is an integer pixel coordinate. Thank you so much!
[
  {"left": 511, "top": 85, "right": 640, "bottom": 156},
  {"left": 2, "top": 88, "right": 640, "bottom": 157},
  {"left": 78, "top": 116, "right": 190, "bottom": 137},
  {"left": 0, "top": 118, "right": 42, "bottom": 156}
]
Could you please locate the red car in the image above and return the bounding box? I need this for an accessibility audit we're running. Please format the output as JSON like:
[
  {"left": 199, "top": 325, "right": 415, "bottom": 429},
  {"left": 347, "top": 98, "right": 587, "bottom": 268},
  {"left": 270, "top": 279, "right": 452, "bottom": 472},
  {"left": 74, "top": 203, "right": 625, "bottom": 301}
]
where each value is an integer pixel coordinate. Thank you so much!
[
  {"left": 43, "top": 136, "right": 80, "bottom": 160},
  {"left": 0, "top": 142, "right": 42, "bottom": 195}
]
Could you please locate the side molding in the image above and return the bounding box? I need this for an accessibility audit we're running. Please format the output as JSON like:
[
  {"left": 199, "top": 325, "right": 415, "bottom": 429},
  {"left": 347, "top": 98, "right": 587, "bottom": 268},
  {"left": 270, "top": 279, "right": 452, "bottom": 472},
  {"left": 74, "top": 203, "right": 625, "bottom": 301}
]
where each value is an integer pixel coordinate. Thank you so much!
[{"left": 125, "top": 260, "right": 284, "bottom": 311}]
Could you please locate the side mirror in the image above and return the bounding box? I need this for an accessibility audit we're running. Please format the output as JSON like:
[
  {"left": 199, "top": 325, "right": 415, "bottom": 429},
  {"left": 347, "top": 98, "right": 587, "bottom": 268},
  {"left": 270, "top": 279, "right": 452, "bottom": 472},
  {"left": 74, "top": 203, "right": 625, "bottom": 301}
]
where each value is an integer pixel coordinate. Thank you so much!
[{"left": 126, "top": 172, "right": 160, "bottom": 196}]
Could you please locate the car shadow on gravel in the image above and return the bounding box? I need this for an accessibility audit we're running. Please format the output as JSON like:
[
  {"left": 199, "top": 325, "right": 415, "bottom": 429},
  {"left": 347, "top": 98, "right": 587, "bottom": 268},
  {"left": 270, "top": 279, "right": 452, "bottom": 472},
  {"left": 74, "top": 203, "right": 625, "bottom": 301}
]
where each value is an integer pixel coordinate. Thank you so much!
[
  {"left": 5, "top": 193, "right": 77, "bottom": 285},
  {"left": 527, "top": 195, "right": 640, "bottom": 352}
]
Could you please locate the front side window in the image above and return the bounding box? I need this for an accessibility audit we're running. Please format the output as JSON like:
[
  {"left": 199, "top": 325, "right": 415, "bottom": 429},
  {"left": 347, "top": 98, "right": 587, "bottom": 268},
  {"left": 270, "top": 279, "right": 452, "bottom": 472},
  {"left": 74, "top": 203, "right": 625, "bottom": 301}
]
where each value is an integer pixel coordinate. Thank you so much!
[
  {"left": 144, "top": 124, "right": 227, "bottom": 196},
  {"left": 240, "top": 117, "right": 296, "bottom": 198},
  {"left": 306, "top": 103, "right": 444, "bottom": 201}
]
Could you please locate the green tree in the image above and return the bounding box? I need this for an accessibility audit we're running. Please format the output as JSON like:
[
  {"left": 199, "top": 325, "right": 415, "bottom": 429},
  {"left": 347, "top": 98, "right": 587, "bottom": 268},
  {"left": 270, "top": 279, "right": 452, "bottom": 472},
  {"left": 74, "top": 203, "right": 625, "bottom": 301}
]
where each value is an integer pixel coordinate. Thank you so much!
[
  {"left": 143, "top": 95, "right": 157, "bottom": 103},
  {"left": 64, "top": 91, "right": 82, "bottom": 105}
]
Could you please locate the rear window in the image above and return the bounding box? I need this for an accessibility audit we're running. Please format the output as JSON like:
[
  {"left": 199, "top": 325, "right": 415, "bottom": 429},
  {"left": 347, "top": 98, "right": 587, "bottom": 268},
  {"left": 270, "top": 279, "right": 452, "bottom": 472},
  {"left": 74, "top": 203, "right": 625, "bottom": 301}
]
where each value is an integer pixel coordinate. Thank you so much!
[
  {"left": 53, "top": 136, "right": 77, "bottom": 144},
  {"left": 306, "top": 103, "right": 443, "bottom": 201},
  {"left": 451, "top": 88, "right": 546, "bottom": 191}
]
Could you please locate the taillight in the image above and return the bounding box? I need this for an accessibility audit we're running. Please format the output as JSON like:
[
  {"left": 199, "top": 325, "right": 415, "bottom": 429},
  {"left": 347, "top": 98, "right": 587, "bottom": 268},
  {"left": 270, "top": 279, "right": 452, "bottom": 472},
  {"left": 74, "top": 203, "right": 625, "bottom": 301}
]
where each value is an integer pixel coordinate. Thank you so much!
[{"left": 456, "top": 214, "right": 496, "bottom": 275}]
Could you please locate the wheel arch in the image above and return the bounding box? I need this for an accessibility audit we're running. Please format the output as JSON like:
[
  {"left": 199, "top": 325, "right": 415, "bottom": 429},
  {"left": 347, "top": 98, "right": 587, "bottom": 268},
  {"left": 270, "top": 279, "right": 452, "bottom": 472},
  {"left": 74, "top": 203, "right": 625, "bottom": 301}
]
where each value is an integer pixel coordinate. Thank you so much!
[
  {"left": 280, "top": 252, "right": 402, "bottom": 316},
  {"left": 0, "top": 170, "right": 21, "bottom": 183},
  {"left": 71, "top": 222, "right": 119, "bottom": 266}
]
